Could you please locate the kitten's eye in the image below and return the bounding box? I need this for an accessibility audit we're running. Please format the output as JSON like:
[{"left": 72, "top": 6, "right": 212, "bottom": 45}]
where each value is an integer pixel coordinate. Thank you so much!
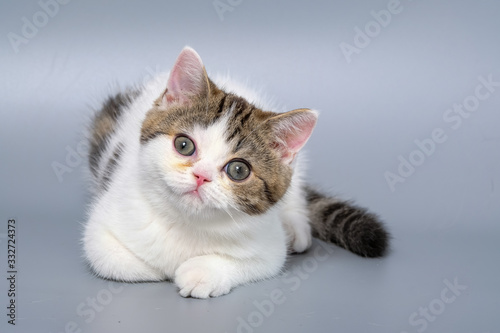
[
  {"left": 225, "top": 160, "right": 251, "bottom": 181},
  {"left": 174, "top": 135, "right": 196, "bottom": 156}
]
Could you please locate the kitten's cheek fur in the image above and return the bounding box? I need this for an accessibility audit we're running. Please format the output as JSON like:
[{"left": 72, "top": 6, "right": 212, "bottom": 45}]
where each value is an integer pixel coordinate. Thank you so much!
[{"left": 174, "top": 255, "right": 234, "bottom": 298}]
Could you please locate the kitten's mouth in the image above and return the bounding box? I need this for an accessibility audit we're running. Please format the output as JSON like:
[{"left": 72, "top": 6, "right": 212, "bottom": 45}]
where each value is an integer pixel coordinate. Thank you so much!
[{"left": 186, "top": 189, "right": 204, "bottom": 202}]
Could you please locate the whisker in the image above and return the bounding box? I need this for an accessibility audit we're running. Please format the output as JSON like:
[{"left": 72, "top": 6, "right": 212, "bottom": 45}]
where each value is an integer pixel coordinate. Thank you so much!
[
  {"left": 226, "top": 201, "right": 243, "bottom": 215},
  {"left": 222, "top": 207, "right": 237, "bottom": 224}
]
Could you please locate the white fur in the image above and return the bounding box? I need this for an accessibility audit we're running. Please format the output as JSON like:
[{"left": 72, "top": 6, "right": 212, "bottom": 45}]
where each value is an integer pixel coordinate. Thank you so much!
[{"left": 83, "top": 73, "right": 312, "bottom": 298}]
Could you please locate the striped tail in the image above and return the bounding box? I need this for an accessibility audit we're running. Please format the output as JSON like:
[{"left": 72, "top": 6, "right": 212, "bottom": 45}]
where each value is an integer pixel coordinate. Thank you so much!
[{"left": 304, "top": 186, "right": 390, "bottom": 258}]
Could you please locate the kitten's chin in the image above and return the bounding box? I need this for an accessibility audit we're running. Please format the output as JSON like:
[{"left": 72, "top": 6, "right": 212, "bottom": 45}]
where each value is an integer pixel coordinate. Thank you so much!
[
  {"left": 185, "top": 189, "right": 203, "bottom": 202},
  {"left": 174, "top": 190, "right": 224, "bottom": 219}
]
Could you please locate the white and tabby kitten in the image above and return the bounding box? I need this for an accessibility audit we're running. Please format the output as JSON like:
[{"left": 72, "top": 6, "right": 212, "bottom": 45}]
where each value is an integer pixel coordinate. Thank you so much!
[{"left": 83, "top": 47, "right": 389, "bottom": 298}]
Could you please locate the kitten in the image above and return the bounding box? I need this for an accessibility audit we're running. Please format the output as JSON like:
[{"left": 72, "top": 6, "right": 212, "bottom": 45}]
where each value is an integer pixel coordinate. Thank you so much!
[{"left": 83, "top": 47, "right": 389, "bottom": 298}]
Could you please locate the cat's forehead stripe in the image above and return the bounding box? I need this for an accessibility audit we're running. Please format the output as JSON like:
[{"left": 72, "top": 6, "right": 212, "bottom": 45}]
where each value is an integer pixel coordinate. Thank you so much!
[
  {"left": 217, "top": 95, "right": 227, "bottom": 114},
  {"left": 223, "top": 98, "right": 260, "bottom": 148}
]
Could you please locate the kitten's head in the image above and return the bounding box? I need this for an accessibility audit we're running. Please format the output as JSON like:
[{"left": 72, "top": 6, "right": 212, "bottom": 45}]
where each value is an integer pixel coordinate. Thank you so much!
[{"left": 140, "top": 47, "right": 317, "bottom": 220}]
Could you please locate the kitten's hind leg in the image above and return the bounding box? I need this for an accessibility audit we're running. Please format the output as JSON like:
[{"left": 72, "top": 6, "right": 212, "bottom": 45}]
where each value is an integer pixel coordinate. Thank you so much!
[{"left": 83, "top": 221, "right": 164, "bottom": 282}]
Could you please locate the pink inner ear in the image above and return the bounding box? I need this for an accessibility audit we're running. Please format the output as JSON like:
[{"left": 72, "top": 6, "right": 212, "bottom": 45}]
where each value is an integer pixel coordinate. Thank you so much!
[
  {"left": 285, "top": 117, "right": 316, "bottom": 151},
  {"left": 272, "top": 110, "right": 318, "bottom": 164},
  {"left": 164, "top": 47, "right": 207, "bottom": 105}
]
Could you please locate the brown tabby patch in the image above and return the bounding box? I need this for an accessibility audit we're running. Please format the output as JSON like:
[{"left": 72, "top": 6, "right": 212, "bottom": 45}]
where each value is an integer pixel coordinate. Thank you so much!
[{"left": 89, "top": 89, "right": 139, "bottom": 178}]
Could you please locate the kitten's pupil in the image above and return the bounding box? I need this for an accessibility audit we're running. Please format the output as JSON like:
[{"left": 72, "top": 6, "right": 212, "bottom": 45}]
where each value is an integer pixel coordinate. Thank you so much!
[
  {"left": 225, "top": 160, "right": 251, "bottom": 181},
  {"left": 174, "top": 136, "right": 195, "bottom": 156}
]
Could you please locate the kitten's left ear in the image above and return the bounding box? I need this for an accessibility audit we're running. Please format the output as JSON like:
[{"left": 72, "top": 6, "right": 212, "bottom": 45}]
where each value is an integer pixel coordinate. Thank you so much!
[
  {"left": 162, "top": 46, "right": 210, "bottom": 106},
  {"left": 266, "top": 109, "right": 318, "bottom": 165}
]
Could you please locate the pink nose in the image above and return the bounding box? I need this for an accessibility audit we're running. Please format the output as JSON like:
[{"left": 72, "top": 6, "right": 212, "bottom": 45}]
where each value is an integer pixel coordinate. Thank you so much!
[{"left": 194, "top": 173, "right": 211, "bottom": 187}]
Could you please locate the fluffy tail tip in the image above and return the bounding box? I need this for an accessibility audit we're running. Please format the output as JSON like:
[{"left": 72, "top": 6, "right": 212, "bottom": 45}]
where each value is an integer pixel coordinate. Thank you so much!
[{"left": 347, "top": 213, "right": 390, "bottom": 258}]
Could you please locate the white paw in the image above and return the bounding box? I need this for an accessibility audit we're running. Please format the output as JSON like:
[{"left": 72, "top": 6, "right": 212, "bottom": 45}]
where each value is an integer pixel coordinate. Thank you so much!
[
  {"left": 282, "top": 214, "right": 312, "bottom": 253},
  {"left": 290, "top": 222, "right": 312, "bottom": 253},
  {"left": 174, "top": 256, "right": 233, "bottom": 298}
]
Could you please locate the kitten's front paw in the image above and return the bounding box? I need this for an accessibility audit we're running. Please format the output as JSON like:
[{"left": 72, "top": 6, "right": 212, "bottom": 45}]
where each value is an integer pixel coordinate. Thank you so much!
[
  {"left": 283, "top": 214, "right": 312, "bottom": 253},
  {"left": 174, "top": 255, "right": 233, "bottom": 298},
  {"left": 290, "top": 222, "right": 312, "bottom": 253}
]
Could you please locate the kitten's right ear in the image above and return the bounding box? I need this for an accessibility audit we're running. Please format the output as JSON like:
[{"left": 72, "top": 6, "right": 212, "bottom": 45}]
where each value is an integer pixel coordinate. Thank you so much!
[{"left": 162, "top": 47, "right": 210, "bottom": 106}]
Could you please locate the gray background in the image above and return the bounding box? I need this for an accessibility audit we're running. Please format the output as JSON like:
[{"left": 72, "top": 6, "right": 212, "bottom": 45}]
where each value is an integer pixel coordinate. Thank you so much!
[{"left": 1, "top": 0, "right": 499, "bottom": 332}]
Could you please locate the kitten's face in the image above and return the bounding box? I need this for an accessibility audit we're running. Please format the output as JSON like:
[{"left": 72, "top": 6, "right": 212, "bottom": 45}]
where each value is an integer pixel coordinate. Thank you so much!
[
  {"left": 141, "top": 90, "right": 293, "bottom": 217},
  {"left": 139, "top": 47, "right": 316, "bottom": 219}
]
